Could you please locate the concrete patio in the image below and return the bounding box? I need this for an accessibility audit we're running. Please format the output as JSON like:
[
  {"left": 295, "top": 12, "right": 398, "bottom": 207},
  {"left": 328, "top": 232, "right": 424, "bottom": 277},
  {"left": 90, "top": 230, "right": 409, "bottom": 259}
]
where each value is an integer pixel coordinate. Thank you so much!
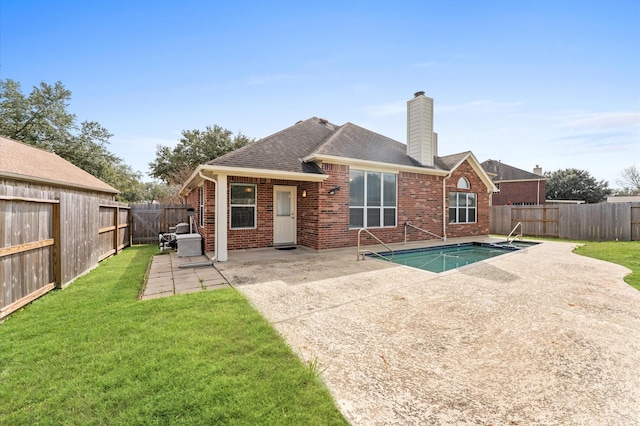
[{"left": 214, "top": 239, "right": 640, "bottom": 425}]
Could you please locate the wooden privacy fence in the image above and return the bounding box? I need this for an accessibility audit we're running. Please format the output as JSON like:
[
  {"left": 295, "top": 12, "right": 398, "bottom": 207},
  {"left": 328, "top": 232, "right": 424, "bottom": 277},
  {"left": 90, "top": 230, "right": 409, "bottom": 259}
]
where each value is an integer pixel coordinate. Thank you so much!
[
  {"left": 490, "top": 203, "right": 640, "bottom": 241},
  {"left": 0, "top": 195, "right": 130, "bottom": 320},
  {"left": 130, "top": 204, "right": 190, "bottom": 244}
]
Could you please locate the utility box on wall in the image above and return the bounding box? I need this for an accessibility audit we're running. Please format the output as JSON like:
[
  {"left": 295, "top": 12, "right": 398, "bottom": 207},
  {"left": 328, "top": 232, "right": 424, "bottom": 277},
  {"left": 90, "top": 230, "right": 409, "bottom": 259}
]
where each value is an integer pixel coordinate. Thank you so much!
[{"left": 176, "top": 233, "right": 202, "bottom": 257}]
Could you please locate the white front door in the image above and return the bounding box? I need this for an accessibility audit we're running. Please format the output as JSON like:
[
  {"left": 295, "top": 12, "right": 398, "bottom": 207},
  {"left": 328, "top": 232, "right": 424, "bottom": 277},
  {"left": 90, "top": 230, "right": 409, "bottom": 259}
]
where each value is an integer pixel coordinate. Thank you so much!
[{"left": 273, "top": 185, "right": 296, "bottom": 245}]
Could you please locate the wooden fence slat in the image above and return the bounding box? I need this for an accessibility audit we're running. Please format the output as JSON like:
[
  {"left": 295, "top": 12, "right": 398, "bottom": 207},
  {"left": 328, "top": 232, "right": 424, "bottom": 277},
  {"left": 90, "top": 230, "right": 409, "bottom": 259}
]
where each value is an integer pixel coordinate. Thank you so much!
[
  {"left": 0, "top": 239, "right": 55, "bottom": 258},
  {"left": 0, "top": 282, "right": 56, "bottom": 320},
  {"left": 130, "top": 204, "right": 189, "bottom": 244},
  {"left": 491, "top": 203, "right": 640, "bottom": 241},
  {"left": 0, "top": 195, "right": 59, "bottom": 204}
]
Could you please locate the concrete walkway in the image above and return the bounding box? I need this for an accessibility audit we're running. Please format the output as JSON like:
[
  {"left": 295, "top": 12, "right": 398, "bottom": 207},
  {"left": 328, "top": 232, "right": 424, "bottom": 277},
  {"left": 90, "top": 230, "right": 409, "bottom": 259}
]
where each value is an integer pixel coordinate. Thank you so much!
[{"left": 141, "top": 252, "right": 229, "bottom": 299}]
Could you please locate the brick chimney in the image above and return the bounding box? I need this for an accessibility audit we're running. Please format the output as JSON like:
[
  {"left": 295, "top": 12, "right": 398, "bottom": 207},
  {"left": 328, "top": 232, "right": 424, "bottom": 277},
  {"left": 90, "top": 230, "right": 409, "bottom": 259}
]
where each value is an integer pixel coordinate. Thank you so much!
[{"left": 407, "top": 91, "right": 435, "bottom": 166}]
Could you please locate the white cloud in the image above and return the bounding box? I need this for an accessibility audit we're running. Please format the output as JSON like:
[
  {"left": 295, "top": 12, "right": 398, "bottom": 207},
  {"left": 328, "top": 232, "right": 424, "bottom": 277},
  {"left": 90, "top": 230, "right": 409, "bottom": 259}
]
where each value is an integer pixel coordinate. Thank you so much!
[{"left": 556, "top": 111, "right": 640, "bottom": 129}]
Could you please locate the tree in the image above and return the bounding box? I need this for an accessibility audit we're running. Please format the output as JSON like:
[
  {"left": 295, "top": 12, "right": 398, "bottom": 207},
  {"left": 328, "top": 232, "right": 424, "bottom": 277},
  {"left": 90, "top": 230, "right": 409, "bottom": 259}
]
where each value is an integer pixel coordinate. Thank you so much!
[
  {"left": 0, "top": 79, "right": 144, "bottom": 202},
  {"left": 149, "top": 125, "right": 254, "bottom": 185},
  {"left": 0, "top": 79, "right": 74, "bottom": 148},
  {"left": 545, "top": 168, "right": 612, "bottom": 203},
  {"left": 615, "top": 165, "right": 640, "bottom": 196}
]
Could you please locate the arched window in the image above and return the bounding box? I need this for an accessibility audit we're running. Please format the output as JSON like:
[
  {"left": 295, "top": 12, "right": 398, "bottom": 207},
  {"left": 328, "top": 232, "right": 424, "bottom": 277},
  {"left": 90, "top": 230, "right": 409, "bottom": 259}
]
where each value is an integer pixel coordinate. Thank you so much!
[
  {"left": 450, "top": 177, "right": 476, "bottom": 224},
  {"left": 457, "top": 177, "right": 470, "bottom": 189}
]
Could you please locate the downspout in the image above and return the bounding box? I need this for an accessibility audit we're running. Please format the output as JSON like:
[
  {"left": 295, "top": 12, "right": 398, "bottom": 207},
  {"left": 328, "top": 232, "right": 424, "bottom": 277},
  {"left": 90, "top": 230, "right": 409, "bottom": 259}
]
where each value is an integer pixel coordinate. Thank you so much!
[
  {"left": 537, "top": 179, "right": 541, "bottom": 205},
  {"left": 442, "top": 172, "right": 451, "bottom": 241},
  {"left": 198, "top": 170, "right": 218, "bottom": 262}
]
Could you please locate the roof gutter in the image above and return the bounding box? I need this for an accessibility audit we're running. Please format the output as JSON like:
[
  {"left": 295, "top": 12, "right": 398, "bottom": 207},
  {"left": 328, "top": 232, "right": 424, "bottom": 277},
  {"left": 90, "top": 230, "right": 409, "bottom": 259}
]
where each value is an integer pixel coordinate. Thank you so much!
[
  {"left": 180, "top": 164, "right": 329, "bottom": 197},
  {"left": 303, "top": 154, "right": 450, "bottom": 176},
  {"left": 442, "top": 172, "right": 451, "bottom": 240}
]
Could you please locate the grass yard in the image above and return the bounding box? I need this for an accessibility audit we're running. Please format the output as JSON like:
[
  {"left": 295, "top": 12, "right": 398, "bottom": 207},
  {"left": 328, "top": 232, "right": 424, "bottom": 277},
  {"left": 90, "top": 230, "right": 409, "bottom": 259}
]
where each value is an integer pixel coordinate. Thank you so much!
[
  {"left": 573, "top": 240, "right": 640, "bottom": 291},
  {"left": 0, "top": 245, "right": 347, "bottom": 425}
]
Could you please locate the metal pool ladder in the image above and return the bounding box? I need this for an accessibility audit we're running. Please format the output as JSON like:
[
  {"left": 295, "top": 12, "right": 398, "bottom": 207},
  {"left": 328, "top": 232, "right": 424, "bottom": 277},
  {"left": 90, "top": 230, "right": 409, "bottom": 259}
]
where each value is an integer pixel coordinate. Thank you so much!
[
  {"left": 357, "top": 228, "right": 394, "bottom": 261},
  {"left": 507, "top": 221, "right": 523, "bottom": 243}
]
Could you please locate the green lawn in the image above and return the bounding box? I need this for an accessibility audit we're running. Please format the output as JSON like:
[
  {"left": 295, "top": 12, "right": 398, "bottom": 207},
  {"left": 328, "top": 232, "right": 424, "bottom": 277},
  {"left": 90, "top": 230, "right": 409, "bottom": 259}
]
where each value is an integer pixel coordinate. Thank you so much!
[
  {"left": 573, "top": 241, "right": 640, "bottom": 291},
  {"left": 0, "top": 245, "right": 347, "bottom": 425}
]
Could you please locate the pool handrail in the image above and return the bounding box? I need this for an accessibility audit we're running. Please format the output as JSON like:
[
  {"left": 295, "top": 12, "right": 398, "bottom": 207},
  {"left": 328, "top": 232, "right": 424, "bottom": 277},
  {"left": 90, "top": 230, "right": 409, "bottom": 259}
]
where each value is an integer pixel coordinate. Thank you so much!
[
  {"left": 404, "top": 222, "right": 446, "bottom": 244},
  {"left": 507, "top": 222, "right": 523, "bottom": 243},
  {"left": 357, "top": 228, "right": 394, "bottom": 261}
]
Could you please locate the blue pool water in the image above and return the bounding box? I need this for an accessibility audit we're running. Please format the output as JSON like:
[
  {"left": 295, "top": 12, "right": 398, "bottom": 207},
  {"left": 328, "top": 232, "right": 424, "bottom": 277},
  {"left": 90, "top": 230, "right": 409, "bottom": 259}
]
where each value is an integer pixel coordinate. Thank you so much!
[{"left": 374, "top": 241, "right": 538, "bottom": 273}]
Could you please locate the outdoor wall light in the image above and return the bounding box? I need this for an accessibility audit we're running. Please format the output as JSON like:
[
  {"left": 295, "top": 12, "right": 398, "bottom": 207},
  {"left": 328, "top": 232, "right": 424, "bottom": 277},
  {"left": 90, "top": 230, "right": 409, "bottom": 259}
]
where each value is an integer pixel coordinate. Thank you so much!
[
  {"left": 327, "top": 186, "right": 341, "bottom": 195},
  {"left": 301, "top": 189, "right": 307, "bottom": 198}
]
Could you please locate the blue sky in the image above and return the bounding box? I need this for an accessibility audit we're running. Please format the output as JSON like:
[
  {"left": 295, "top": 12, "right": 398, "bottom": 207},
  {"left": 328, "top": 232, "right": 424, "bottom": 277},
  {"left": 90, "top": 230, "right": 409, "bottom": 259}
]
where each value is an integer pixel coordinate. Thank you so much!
[{"left": 1, "top": 0, "right": 639, "bottom": 188}]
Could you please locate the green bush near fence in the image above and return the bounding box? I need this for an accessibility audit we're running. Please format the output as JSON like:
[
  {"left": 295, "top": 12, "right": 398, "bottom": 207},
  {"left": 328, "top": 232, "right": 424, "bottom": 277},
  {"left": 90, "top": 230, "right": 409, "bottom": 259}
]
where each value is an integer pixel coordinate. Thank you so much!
[{"left": 0, "top": 245, "right": 347, "bottom": 425}]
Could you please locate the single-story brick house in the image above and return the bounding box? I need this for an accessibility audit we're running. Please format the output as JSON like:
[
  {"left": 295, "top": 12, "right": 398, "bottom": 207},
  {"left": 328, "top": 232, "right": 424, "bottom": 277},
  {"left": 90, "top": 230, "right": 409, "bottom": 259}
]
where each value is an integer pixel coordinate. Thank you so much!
[
  {"left": 180, "top": 92, "right": 497, "bottom": 261},
  {"left": 481, "top": 160, "right": 546, "bottom": 205}
]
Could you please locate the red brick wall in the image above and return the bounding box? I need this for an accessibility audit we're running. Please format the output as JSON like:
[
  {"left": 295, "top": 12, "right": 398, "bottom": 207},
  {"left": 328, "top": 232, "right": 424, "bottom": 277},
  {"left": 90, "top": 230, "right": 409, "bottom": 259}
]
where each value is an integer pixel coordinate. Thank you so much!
[
  {"left": 297, "top": 180, "right": 321, "bottom": 248},
  {"left": 186, "top": 182, "right": 216, "bottom": 253},
  {"left": 492, "top": 180, "right": 546, "bottom": 205},
  {"left": 184, "top": 159, "right": 492, "bottom": 252},
  {"left": 445, "top": 160, "right": 490, "bottom": 238}
]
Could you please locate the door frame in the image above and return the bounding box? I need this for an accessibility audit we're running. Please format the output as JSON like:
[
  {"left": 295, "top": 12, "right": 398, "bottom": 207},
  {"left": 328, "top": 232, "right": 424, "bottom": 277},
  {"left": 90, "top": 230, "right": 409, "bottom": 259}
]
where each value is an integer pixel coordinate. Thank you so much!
[{"left": 273, "top": 185, "right": 297, "bottom": 246}]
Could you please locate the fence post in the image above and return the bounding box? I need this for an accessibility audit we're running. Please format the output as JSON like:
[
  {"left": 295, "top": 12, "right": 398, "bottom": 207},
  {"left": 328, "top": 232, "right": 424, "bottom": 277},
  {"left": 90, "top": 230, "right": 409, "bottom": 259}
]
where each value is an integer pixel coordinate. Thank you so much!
[
  {"left": 113, "top": 206, "right": 120, "bottom": 255},
  {"left": 128, "top": 208, "right": 133, "bottom": 247},
  {"left": 52, "top": 201, "right": 62, "bottom": 288}
]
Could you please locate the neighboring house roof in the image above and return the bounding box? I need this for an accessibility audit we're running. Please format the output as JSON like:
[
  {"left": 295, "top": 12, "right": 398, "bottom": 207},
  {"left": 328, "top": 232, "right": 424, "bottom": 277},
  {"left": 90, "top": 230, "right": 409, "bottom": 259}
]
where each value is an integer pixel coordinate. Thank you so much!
[
  {"left": 481, "top": 159, "right": 546, "bottom": 182},
  {"left": 0, "top": 136, "right": 118, "bottom": 194},
  {"left": 182, "top": 117, "right": 497, "bottom": 194}
]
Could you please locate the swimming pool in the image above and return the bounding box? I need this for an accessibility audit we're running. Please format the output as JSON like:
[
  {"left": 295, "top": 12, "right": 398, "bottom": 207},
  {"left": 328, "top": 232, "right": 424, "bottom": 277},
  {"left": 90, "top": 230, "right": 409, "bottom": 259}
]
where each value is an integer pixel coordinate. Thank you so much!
[{"left": 374, "top": 241, "right": 538, "bottom": 273}]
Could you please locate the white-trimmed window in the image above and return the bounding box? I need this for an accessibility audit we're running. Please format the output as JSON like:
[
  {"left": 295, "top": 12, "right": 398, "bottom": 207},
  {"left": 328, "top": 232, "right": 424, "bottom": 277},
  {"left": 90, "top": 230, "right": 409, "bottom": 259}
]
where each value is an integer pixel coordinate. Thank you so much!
[
  {"left": 199, "top": 187, "right": 204, "bottom": 227},
  {"left": 457, "top": 177, "right": 470, "bottom": 189},
  {"left": 230, "top": 184, "right": 256, "bottom": 229},
  {"left": 349, "top": 170, "right": 397, "bottom": 228},
  {"left": 449, "top": 192, "right": 476, "bottom": 223}
]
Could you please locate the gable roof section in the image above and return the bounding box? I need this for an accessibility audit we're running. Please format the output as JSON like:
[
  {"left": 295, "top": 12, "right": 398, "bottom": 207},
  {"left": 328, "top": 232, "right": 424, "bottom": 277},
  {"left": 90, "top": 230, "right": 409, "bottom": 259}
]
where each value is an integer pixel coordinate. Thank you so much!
[
  {"left": 207, "top": 117, "right": 328, "bottom": 175},
  {"left": 481, "top": 159, "right": 546, "bottom": 182},
  {"left": 0, "top": 136, "right": 118, "bottom": 194},
  {"left": 310, "top": 122, "right": 425, "bottom": 168},
  {"left": 441, "top": 152, "right": 498, "bottom": 192}
]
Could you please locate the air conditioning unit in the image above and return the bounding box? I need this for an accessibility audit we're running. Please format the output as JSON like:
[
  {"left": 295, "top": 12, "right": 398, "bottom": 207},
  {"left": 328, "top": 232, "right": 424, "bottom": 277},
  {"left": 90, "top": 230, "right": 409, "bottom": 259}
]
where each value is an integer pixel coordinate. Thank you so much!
[{"left": 176, "top": 233, "right": 202, "bottom": 257}]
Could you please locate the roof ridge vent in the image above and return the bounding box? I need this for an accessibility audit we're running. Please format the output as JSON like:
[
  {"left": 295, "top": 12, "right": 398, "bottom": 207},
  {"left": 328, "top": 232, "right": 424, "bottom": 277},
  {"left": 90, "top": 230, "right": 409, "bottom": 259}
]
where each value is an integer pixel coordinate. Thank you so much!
[{"left": 319, "top": 118, "right": 328, "bottom": 125}]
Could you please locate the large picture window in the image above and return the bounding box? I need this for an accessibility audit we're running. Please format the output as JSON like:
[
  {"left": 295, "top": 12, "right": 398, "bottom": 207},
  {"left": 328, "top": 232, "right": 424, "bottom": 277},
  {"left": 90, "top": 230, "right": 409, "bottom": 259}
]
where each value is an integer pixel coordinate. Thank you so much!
[
  {"left": 349, "top": 170, "right": 397, "bottom": 228},
  {"left": 449, "top": 192, "right": 476, "bottom": 223},
  {"left": 230, "top": 184, "right": 256, "bottom": 229}
]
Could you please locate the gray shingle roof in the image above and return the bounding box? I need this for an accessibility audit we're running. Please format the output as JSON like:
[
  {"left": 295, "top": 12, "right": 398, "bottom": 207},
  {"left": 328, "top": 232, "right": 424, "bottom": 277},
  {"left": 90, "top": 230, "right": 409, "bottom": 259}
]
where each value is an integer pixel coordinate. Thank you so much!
[
  {"left": 435, "top": 151, "right": 471, "bottom": 170},
  {"left": 207, "top": 117, "right": 467, "bottom": 174},
  {"left": 313, "top": 122, "right": 427, "bottom": 168},
  {"left": 207, "top": 117, "right": 330, "bottom": 174},
  {"left": 481, "top": 159, "right": 546, "bottom": 181}
]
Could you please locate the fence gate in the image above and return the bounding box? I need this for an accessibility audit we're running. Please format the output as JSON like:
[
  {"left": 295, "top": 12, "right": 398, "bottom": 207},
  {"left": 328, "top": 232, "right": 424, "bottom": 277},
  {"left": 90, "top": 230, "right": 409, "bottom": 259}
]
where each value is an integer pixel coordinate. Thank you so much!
[{"left": 130, "top": 204, "right": 189, "bottom": 244}]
